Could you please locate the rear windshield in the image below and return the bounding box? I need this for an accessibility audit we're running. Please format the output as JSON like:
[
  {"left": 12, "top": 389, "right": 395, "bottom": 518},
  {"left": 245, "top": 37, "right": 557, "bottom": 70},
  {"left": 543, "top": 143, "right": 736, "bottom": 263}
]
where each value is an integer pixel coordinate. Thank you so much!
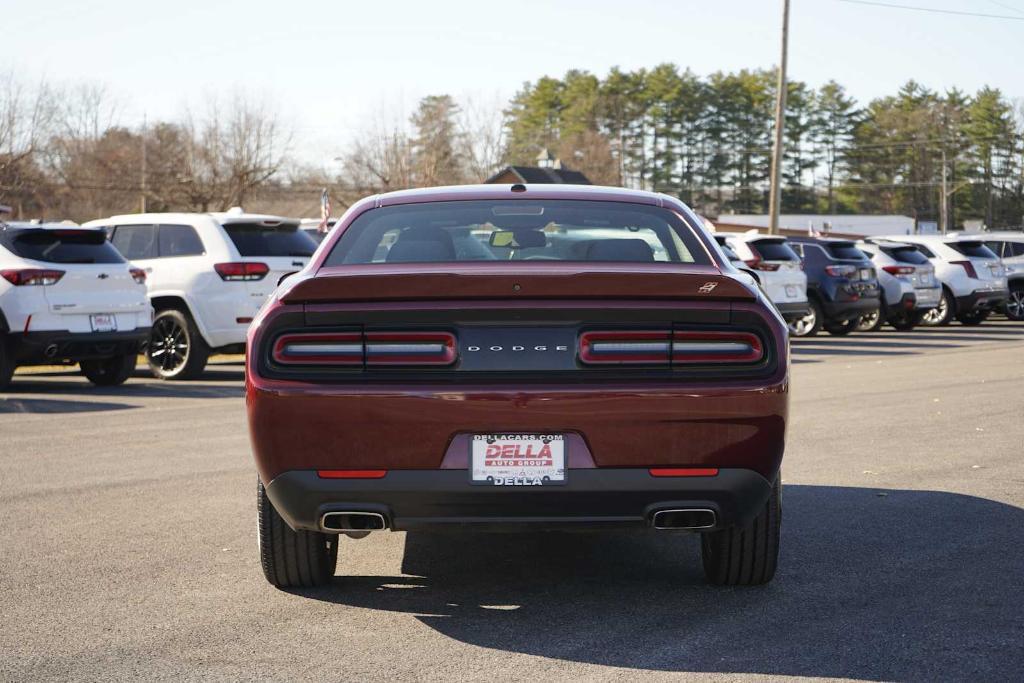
[
  {"left": 324, "top": 200, "right": 710, "bottom": 266},
  {"left": 825, "top": 242, "right": 868, "bottom": 260},
  {"left": 751, "top": 239, "right": 800, "bottom": 261},
  {"left": 5, "top": 229, "right": 125, "bottom": 264},
  {"left": 223, "top": 223, "right": 317, "bottom": 257},
  {"left": 880, "top": 245, "right": 930, "bottom": 265},
  {"left": 948, "top": 241, "right": 998, "bottom": 259}
]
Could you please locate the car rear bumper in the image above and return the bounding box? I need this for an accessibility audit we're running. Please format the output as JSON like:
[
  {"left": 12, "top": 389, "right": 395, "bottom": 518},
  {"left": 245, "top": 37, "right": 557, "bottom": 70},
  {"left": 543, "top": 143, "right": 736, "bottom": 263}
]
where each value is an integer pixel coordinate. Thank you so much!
[
  {"left": 883, "top": 292, "right": 917, "bottom": 317},
  {"left": 9, "top": 328, "right": 149, "bottom": 364},
  {"left": 957, "top": 288, "right": 1008, "bottom": 312},
  {"left": 774, "top": 301, "right": 810, "bottom": 321},
  {"left": 821, "top": 296, "right": 879, "bottom": 321},
  {"left": 264, "top": 467, "right": 775, "bottom": 533}
]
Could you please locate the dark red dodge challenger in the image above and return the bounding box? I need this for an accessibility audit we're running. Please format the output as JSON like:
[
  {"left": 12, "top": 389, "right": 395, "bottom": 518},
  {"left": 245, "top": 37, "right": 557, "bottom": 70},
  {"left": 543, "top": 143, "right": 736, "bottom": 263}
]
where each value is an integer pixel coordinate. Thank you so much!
[{"left": 248, "top": 184, "right": 788, "bottom": 588}]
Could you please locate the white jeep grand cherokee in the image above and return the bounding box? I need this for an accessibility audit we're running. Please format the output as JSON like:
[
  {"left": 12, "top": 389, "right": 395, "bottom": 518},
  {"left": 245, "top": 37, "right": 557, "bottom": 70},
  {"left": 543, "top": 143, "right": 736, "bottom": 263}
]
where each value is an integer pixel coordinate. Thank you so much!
[{"left": 85, "top": 209, "right": 317, "bottom": 380}]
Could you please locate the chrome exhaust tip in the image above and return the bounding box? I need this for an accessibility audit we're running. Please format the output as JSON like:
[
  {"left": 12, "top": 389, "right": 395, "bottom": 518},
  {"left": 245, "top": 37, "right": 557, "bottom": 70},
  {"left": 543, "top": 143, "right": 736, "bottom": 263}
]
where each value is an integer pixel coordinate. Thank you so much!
[
  {"left": 320, "top": 511, "right": 388, "bottom": 533},
  {"left": 651, "top": 508, "right": 716, "bottom": 530}
]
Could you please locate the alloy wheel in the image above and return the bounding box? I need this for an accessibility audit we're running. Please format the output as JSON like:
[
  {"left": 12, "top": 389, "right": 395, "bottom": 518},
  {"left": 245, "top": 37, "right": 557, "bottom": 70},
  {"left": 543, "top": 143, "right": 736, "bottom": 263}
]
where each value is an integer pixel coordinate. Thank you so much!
[
  {"left": 1007, "top": 289, "right": 1024, "bottom": 321},
  {"left": 790, "top": 308, "right": 817, "bottom": 337},
  {"left": 920, "top": 295, "right": 948, "bottom": 326},
  {"left": 149, "top": 315, "right": 189, "bottom": 374},
  {"left": 857, "top": 309, "right": 881, "bottom": 332}
]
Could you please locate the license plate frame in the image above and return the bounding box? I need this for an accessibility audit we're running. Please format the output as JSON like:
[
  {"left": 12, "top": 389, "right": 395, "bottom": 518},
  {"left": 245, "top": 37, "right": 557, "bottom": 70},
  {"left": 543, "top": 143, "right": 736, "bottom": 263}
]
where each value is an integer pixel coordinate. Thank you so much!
[
  {"left": 89, "top": 313, "right": 117, "bottom": 332},
  {"left": 784, "top": 284, "right": 799, "bottom": 299},
  {"left": 470, "top": 433, "right": 566, "bottom": 486}
]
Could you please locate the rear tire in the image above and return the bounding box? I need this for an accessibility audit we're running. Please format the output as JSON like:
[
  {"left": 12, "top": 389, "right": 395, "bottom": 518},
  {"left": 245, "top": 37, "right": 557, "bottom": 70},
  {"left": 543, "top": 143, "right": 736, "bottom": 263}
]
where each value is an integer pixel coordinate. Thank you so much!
[
  {"left": 888, "top": 312, "right": 916, "bottom": 331},
  {"left": 824, "top": 318, "right": 858, "bottom": 336},
  {"left": 257, "top": 479, "right": 338, "bottom": 588},
  {"left": 1006, "top": 284, "right": 1024, "bottom": 321},
  {"left": 701, "top": 477, "right": 781, "bottom": 586},
  {"left": 147, "top": 309, "right": 209, "bottom": 380},
  {"left": 81, "top": 353, "right": 136, "bottom": 386},
  {"left": 789, "top": 299, "right": 822, "bottom": 337},
  {"left": 921, "top": 288, "right": 954, "bottom": 326},
  {"left": 957, "top": 309, "right": 990, "bottom": 326},
  {"left": 0, "top": 338, "right": 14, "bottom": 391},
  {"left": 856, "top": 308, "right": 883, "bottom": 332}
]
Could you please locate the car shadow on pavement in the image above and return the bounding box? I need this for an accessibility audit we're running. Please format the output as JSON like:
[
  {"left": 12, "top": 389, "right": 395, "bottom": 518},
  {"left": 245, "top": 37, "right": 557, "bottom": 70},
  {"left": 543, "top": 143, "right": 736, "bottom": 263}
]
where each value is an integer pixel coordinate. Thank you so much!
[
  {"left": 0, "top": 396, "right": 137, "bottom": 414},
  {"left": 300, "top": 485, "right": 1023, "bottom": 681},
  {"left": 3, "top": 375, "right": 243, "bottom": 400}
]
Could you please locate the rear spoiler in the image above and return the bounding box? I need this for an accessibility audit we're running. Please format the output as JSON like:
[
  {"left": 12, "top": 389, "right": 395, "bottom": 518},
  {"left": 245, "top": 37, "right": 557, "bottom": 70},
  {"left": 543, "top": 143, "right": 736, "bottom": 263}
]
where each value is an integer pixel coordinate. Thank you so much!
[{"left": 280, "top": 264, "right": 757, "bottom": 303}]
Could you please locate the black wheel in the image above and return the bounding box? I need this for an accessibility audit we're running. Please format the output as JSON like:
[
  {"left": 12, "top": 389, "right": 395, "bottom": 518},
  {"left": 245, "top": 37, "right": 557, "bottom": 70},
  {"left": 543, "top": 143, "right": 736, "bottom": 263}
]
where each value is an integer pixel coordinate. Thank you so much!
[
  {"left": 257, "top": 479, "right": 337, "bottom": 588},
  {"left": 0, "top": 338, "right": 14, "bottom": 391},
  {"left": 920, "top": 288, "right": 954, "bottom": 326},
  {"left": 888, "top": 311, "right": 916, "bottom": 331},
  {"left": 701, "top": 477, "right": 781, "bottom": 586},
  {"left": 147, "top": 309, "right": 209, "bottom": 380},
  {"left": 1004, "top": 285, "right": 1024, "bottom": 321},
  {"left": 789, "top": 299, "right": 822, "bottom": 337},
  {"left": 855, "top": 307, "right": 883, "bottom": 332},
  {"left": 80, "top": 353, "right": 137, "bottom": 386},
  {"left": 824, "top": 317, "right": 858, "bottom": 336},
  {"left": 957, "top": 309, "right": 990, "bottom": 326}
]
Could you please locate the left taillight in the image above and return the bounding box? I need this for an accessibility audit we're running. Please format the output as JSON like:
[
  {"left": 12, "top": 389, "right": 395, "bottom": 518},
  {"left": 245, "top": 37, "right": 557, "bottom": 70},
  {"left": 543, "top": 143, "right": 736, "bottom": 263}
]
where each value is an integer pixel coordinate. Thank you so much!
[
  {"left": 215, "top": 262, "right": 269, "bottom": 281},
  {"left": 0, "top": 269, "right": 65, "bottom": 286},
  {"left": 130, "top": 267, "right": 147, "bottom": 284},
  {"left": 579, "top": 330, "right": 764, "bottom": 366},
  {"left": 271, "top": 331, "right": 457, "bottom": 368}
]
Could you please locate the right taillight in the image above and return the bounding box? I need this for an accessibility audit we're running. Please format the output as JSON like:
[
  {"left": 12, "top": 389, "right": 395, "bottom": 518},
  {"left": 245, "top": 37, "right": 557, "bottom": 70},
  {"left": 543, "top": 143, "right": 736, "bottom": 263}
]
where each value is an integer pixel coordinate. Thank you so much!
[
  {"left": 215, "top": 262, "right": 269, "bottom": 281},
  {"left": 882, "top": 265, "right": 915, "bottom": 276},
  {"left": 950, "top": 260, "right": 978, "bottom": 279},
  {"left": 579, "top": 330, "right": 764, "bottom": 366},
  {"left": 0, "top": 268, "right": 65, "bottom": 286}
]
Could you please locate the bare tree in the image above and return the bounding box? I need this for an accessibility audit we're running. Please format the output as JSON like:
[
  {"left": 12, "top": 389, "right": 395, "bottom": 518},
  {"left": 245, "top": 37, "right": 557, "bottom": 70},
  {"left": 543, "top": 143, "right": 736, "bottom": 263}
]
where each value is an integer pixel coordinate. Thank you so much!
[
  {"left": 0, "top": 72, "right": 57, "bottom": 217},
  {"left": 459, "top": 94, "right": 506, "bottom": 182}
]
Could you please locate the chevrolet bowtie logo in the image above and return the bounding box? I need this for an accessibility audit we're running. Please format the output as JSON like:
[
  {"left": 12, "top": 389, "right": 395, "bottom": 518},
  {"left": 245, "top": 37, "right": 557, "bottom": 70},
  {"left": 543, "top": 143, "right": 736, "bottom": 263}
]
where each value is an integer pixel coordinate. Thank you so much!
[{"left": 97, "top": 273, "right": 109, "bottom": 279}]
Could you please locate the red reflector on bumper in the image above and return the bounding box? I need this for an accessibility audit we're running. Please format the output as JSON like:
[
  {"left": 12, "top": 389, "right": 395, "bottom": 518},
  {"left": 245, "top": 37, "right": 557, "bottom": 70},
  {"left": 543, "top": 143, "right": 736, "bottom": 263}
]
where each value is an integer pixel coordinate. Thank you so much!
[
  {"left": 317, "top": 469, "right": 388, "bottom": 479},
  {"left": 648, "top": 468, "right": 719, "bottom": 477}
]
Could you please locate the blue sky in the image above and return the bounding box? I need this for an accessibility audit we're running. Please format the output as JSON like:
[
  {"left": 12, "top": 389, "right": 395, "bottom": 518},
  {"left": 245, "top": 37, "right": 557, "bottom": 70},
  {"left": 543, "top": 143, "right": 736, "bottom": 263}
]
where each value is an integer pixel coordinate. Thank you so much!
[{"left": 6, "top": 0, "right": 1022, "bottom": 164}]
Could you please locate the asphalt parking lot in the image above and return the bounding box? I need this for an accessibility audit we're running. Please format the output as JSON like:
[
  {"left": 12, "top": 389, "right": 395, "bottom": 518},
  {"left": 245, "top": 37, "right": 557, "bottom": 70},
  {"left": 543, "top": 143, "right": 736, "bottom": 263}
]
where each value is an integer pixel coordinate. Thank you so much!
[{"left": 2, "top": 322, "right": 1022, "bottom": 682}]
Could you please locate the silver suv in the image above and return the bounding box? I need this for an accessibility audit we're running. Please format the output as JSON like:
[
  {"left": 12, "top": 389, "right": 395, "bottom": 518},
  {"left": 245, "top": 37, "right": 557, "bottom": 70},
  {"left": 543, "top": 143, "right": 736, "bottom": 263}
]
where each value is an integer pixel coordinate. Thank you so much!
[
  {"left": 979, "top": 232, "right": 1024, "bottom": 321},
  {"left": 857, "top": 241, "right": 942, "bottom": 331}
]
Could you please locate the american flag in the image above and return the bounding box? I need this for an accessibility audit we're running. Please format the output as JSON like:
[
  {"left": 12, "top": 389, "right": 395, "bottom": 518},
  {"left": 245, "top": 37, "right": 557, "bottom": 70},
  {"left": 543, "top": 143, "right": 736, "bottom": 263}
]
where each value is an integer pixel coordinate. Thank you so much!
[{"left": 317, "top": 188, "right": 331, "bottom": 234}]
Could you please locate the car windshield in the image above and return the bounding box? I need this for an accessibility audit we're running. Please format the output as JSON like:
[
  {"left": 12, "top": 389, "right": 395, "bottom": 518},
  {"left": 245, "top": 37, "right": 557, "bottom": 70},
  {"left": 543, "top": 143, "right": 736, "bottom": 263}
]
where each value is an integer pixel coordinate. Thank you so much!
[
  {"left": 223, "top": 222, "right": 317, "bottom": 257},
  {"left": 948, "top": 241, "right": 998, "bottom": 259},
  {"left": 324, "top": 200, "right": 710, "bottom": 266},
  {"left": 881, "top": 245, "right": 930, "bottom": 265},
  {"left": 5, "top": 229, "right": 125, "bottom": 264},
  {"left": 750, "top": 239, "right": 799, "bottom": 261},
  {"left": 826, "top": 242, "right": 869, "bottom": 260}
]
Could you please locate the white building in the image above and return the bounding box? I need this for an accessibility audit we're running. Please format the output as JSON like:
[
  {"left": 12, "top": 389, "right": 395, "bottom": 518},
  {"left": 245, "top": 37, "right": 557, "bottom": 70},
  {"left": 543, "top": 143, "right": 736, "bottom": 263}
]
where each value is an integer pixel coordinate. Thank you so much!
[{"left": 715, "top": 214, "right": 917, "bottom": 238}]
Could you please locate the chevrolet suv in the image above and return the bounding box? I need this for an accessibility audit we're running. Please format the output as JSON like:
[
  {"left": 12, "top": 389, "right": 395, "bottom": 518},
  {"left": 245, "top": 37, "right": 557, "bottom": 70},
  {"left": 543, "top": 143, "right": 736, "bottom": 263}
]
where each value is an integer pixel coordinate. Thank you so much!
[{"left": 86, "top": 210, "right": 318, "bottom": 379}]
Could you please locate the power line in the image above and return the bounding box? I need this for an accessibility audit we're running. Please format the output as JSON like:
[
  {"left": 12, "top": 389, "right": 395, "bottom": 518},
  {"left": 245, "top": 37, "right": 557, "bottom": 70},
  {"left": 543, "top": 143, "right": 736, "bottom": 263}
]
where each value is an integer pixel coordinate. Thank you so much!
[
  {"left": 987, "top": 0, "right": 1024, "bottom": 17},
  {"left": 836, "top": 0, "right": 1024, "bottom": 20}
]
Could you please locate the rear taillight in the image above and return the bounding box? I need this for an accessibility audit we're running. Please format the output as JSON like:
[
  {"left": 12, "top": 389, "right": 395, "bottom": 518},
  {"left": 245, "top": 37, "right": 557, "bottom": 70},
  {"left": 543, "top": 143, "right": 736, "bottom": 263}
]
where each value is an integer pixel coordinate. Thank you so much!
[
  {"left": 0, "top": 269, "right": 65, "bottom": 286},
  {"left": 744, "top": 258, "right": 780, "bottom": 272},
  {"left": 271, "top": 331, "right": 457, "bottom": 367},
  {"left": 882, "top": 265, "right": 915, "bottom": 276},
  {"left": 951, "top": 260, "right": 978, "bottom": 279},
  {"left": 364, "top": 332, "right": 457, "bottom": 366},
  {"left": 130, "top": 267, "right": 147, "bottom": 284},
  {"left": 824, "top": 265, "right": 857, "bottom": 278},
  {"left": 273, "top": 332, "right": 363, "bottom": 365},
  {"left": 579, "top": 330, "right": 764, "bottom": 366},
  {"left": 214, "top": 262, "right": 269, "bottom": 281}
]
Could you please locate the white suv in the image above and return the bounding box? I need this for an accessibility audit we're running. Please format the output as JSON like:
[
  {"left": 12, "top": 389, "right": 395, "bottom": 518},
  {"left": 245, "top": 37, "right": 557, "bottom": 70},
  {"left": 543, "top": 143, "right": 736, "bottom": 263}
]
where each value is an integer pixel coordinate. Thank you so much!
[
  {"left": 716, "top": 232, "right": 809, "bottom": 322},
  {"left": 0, "top": 222, "right": 151, "bottom": 389},
  {"left": 85, "top": 210, "right": 317, "bottom": 379},
  {"left": 878, "top": 234, "right": 1008, "bottom": 326},
  {"left": 978, "top": 232, "right": 1024, "bottom": 321}
]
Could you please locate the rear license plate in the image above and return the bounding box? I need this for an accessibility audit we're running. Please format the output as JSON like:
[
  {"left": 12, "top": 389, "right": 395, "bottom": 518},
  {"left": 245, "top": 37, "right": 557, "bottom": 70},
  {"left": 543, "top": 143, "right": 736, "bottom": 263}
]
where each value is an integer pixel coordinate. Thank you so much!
[
  {"left": 90, "top": 314, "right": 117, "bottom": 332},
  {"left": 859, "top": 268, "right": 871, "bottom": 280},
  {"left": 784, "top": 284, "right": 799, "bottom": 298},
  {"left": 471, "top": 434, "right": 565, "bottom": 486}
]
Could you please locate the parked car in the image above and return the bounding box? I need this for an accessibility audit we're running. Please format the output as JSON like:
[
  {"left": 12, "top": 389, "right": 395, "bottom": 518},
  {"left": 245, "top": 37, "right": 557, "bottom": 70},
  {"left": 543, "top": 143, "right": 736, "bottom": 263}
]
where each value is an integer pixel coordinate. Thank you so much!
[
  {"left": 0, "top": 222, "right": 151, "bottom": 389},
  {"left": 786, "top": 237, "right": 881, "bottom": 336},
  {"left": 877, "top": 234, "right": 1007, "bottom": 326},
  {"left": 979, "top": 232, "right": 1024, "bottom": 321},
  {"left": 85, "top": 209, "right": 317, "bottom": 379},
  {"left": 249, "top": 184, "right": 788, "bottom": 588},
  {"left": 716, "top": 233, "right": 809, "bottom": 324},
  {"left": 855, "top": 240, "right": 941, "bottom": 331}
]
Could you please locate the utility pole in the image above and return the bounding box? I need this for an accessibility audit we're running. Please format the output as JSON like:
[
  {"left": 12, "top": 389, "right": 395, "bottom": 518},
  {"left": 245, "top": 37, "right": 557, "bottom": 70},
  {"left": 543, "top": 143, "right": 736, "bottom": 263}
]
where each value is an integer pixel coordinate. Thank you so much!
[
  {"left": 940, "top": 148, "right": 948, "bottom": 234},
  {"left": 140, "top": 113, "right": 148, "bottom": 213},
  {"left": 768, "top": 0, "right": 790, "bottom": 235}
]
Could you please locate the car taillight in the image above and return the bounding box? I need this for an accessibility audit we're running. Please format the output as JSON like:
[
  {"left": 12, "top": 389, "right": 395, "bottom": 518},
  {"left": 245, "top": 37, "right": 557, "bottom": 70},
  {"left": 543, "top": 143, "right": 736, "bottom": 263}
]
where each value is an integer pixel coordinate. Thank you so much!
[
  {"left": 824, "top": 264, "right": 857, "bottom": 278},
  {"left": 882, "top": 265, "right": 915, "bottom": 276},
  {"left": 0, "top": 269, "right": 65, "bottom": 286},
  {"left": 950, "top": 260, "right": 978, "bottom": 279},
  {"left": 130, "top": 267, "right": 147, "bottom": 284},
  {"left": 214, "top": 262, "right": 269, "bottom": 281},
  {"left": 579, "top": 330, "right": 763, "bottom": 366},
  {"left": 271, "top": 331, "right": 457, "bottom": 367},
  {"left": 273, "top": 332, "right": 364, "bottom": 365},
  {"left": 364, "top": 332, "right": 457, "bottom": 366},
  {"left": 744, "top": 258, "right": 780, "bottom": 271}
]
